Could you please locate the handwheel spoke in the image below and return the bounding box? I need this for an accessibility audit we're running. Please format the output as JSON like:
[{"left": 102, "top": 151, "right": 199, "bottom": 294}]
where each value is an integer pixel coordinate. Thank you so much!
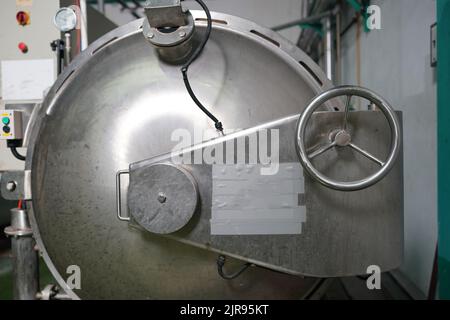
[
  {"left": 349, "top": 143, "right": 385, "bottom": 167},
  {"left": 308, "top": 141, "right": 337, "bottom": 160},
  {"left": 343, "top": 95, "right": 352, "bottom": 130}
]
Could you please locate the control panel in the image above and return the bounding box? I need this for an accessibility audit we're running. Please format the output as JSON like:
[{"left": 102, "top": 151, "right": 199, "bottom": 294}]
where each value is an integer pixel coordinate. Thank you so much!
[
  {"left": 0, "top": 0, "right": 60, "bottom": 105},
  {"left": 0, "top": 0, "right": 59, "bottom": 171},
  {"left": 1, "top": 110, "right": 23, "bottom": 140}
]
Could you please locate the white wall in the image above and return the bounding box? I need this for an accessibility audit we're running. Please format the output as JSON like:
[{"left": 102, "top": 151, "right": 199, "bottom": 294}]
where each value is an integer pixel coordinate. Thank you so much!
[
  {"left": 102, "top": 0, "right": 304, "bottom": 43},
  {"left": 341, "top": 0, "right": 437, "bottom": 296}
]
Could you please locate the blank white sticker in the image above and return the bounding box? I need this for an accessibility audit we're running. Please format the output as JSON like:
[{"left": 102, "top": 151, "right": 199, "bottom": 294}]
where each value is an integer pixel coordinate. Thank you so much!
[
  {"left": 1, "top": 59, "right": 55, "bottom": 101},
  {"left": 211, "top": 163, "right": 306, "bottom": 235}
]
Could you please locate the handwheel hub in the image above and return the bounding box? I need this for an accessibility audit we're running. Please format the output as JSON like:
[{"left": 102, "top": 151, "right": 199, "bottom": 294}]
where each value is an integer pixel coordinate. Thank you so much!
[{"left": 333, "top": 130, "right": 352, "bottom": 147}]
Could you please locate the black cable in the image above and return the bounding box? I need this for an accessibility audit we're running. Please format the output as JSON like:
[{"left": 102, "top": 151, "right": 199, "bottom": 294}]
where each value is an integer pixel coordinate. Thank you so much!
[
  {"left": 10, "top": 147, "right": 26, "bottom": 161},
  {"left": 216, "top": 255, "right": 251, "bottom": 280},
  {"left": 180, "top": 0, "right": 223, "bottom": 132},
  {"left": 50, "top": 40, "right": 65, "bottom": 75}
]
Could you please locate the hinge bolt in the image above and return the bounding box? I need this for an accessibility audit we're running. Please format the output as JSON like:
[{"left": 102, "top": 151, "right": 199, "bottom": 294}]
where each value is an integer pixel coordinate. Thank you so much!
[
  {"left": 6, "top": 181, "right": 16, "bottom": 192},
  {"left": 157, "top": 192, "right": 167, "bottom": 204}
]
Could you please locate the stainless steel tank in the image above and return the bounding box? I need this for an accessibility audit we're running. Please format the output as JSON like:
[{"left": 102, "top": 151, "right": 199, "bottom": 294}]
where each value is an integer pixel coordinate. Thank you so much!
[{"left": 23, "top": 11, "right": 395, "bottom": 299}]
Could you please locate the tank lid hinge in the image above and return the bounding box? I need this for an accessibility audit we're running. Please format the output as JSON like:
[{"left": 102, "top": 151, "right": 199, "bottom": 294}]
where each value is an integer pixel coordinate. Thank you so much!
[{"left": 144, "top": 0, "right": 187, "bottom": 28}]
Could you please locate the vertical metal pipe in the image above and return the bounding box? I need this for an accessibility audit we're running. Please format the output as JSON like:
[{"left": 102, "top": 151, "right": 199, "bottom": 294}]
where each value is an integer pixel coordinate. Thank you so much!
[
  {"left": 324, "top": 16, "right": 334, "bottom": 81},
  {"left": 64, "top": 32, "right": 72, "bottom": 65},
  {"left": 79, "top": 0, "right": 88, "bottom": 50},
  {"left": 11, "top": 236, "right": 39, "bottom": 300},
  {"left": 97, "top": 0, "right": 105, "bottom": 14},
  {"left": 355, "top": 13, "right": 362, "bottom": 109},
  {"left": 5, "top": 208, "right": 39, "bottom": 300},
  {"left": 336, "top": 11, "right": 341, "bottom": 85}
]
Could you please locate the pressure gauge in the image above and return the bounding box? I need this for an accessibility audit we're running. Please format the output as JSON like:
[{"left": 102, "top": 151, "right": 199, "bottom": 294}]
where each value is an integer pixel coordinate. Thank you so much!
[{"left": 54, "top": 7, "right": 77, "bottom": 32}]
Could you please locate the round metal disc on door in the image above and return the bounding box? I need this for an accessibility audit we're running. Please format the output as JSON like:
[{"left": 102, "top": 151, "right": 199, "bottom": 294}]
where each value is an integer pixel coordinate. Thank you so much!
[{"left": 128, "top": 164, "right": 199, "bottom": 234}]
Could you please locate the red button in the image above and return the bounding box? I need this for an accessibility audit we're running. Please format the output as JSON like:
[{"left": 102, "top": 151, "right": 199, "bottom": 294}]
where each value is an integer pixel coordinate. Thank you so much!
[
  {"left": 16, "top": 11, "right": 30, "bottom": 26},
  {"left": 18, "top": 42, "right": 28, "bottom": 53}
]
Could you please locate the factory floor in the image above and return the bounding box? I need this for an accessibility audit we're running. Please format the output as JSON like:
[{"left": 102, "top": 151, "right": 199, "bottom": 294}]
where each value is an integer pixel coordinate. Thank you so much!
[{"left": 321, "top": 276, "right": 412, "bottom": 300}]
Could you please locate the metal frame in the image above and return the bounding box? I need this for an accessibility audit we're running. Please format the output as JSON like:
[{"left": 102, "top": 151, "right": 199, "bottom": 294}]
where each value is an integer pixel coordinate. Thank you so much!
[{"left": 120, "top": 109, "right": 403, "bottom": 277}]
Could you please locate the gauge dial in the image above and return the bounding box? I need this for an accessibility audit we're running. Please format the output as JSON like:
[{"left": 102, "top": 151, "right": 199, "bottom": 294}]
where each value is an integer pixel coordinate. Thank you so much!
[{"left": 54, "top": 7, "right": 77, "bottom": 32}]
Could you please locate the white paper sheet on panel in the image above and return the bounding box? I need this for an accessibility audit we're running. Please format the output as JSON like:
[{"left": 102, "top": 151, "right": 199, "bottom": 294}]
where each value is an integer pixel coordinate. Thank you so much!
[
  {"left": 210, "top": 163, "right": 306, "bottom": 235},
  {"left": 1, "top": 59, "right": 55, "bottom": 101}
]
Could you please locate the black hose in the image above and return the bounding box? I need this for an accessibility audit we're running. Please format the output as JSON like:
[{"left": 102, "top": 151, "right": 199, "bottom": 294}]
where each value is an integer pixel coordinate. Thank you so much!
[
  {"left": 10, "top": 147, "right": 26, "bottom": 161},
  {"left": 180, "top": 0, "right": 223, "bottom": 132},
  {"left": 217, "top": 255, "right": 251, "bottom": 280}
]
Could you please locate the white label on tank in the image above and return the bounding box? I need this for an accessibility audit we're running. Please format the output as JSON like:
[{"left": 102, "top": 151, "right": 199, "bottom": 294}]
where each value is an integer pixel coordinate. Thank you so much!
[
  {"left": 210, "top": 163, "right": 306, "bottom": 235},
  {"left": 1, "top": 59, "right": 55, "bottom": 101}
]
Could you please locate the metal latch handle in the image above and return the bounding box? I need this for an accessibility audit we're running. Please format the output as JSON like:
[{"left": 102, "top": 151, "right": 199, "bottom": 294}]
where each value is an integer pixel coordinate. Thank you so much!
[{"left": 116, "top": 170, "right": 130, "bottom": 221}]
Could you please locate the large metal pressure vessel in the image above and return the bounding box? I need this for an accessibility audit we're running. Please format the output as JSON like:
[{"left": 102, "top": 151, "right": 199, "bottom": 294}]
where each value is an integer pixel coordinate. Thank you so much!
[{"left": 26, "top": 11, "right": 334, "bottom": 299}]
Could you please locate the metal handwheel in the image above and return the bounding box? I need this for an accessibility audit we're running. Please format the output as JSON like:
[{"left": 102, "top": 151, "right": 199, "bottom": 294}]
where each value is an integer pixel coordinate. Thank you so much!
[{"left": 296, "top": 85, "right": 401, "bottom": 192}]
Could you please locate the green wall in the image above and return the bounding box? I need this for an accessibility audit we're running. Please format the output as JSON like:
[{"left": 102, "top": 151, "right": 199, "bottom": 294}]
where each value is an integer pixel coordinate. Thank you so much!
[{"left": 437, "top": 0, "right": 450, "bottom": 300}]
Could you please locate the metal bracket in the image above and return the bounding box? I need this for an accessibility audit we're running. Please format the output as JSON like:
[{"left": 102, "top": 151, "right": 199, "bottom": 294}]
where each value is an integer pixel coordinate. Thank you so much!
[
  {"left": 115, "top": 110, "right": 403, "bottom": 277},
  {"left": 143, "top": 1, "right": 194, "bottom": 46},
  {"left": 144, "top": 0, "right": 186, "bottom": 28},
  {"left": 142, "top": 0, "right": 195, "bottom": 62},
  {"left": 0, "top": 170, "right": 32, "bottom": 200}
]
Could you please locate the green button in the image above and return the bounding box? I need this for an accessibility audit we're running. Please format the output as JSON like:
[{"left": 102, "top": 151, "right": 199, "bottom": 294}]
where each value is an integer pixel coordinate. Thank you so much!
[{"left": 2, "top": 117, "right": 10, "bottom": 125}]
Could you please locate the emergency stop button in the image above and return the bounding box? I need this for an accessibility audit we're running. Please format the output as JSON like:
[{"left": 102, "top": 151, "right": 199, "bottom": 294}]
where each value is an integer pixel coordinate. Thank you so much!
[
  {"left": 18, "top": 42, "right": 28, "bottom": 54},
  {"left": 16, "top": 11, "right": 30, "bottom": 26}
]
